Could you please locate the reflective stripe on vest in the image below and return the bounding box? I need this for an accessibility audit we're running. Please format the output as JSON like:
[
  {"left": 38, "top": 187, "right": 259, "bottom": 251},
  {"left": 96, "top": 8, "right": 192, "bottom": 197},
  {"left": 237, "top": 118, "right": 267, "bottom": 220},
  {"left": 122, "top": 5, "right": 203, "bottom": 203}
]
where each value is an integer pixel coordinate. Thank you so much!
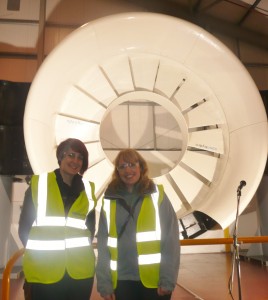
[
  {"left": 26, "top": 173, "right": 93, "bottom": 250},
  {"left": 136, "top": 185, "right": 161, "bottom": 244},
  {"left": 103, "top": 197, "right": 118, "bottom": 271},
  {"left": 138, "top": 253, "right": 161, "bottom": 265},
  {"left": 136, "top": 185, "right": 161, "bottom": 265},
  {"left": 110, "top": 260, "right": 117, "bottom": 271},
  {"left": 103, "top": 185, "right": 161, "bottom": 271},
  {"left": 26, "top": 237, "right": 91, "bottom": 251}
]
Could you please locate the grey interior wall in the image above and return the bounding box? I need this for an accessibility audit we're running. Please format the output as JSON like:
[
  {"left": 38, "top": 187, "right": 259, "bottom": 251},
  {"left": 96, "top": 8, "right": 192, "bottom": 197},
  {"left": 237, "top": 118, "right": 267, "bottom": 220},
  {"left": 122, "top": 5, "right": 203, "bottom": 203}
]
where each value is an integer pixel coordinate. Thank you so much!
[{"left": 0, "top": 176, "right": 13, "bottom": 268}]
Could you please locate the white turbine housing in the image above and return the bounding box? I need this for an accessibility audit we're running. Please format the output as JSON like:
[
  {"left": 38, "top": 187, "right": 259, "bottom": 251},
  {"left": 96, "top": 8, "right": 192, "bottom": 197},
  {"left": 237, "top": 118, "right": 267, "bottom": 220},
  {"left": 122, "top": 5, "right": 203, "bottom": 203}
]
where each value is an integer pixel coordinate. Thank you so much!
[{"left": 24, "top": 12, "right": 268, "bottom": 229}]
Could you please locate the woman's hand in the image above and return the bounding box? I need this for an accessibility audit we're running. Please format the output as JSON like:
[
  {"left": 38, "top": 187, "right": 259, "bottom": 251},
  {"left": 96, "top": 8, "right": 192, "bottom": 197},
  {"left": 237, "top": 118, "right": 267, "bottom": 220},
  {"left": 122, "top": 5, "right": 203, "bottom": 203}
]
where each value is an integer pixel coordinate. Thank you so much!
[
  {"left": 157, "top": 287, "right": 172, "bottom": 296},
  {"left": 103, "top": 294, "right": 115, "bottom": 300}
]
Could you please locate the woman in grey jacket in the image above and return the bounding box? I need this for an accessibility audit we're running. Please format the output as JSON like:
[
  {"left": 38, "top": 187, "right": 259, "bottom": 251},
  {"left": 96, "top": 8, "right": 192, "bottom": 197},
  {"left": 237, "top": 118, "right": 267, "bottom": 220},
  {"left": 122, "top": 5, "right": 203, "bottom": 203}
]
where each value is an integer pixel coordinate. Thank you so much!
[{"left": 96, "top": 149, "right": 180, "bottom": 300}]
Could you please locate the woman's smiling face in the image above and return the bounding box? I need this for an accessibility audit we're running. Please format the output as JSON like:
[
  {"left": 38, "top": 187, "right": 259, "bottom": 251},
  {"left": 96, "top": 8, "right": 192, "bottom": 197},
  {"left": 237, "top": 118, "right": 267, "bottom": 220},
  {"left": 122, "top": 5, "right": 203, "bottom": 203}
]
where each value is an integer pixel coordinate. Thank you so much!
[
  {"left": 117, "top": 156, "right": 141, "bottom": 191},
  {"left": 60, "top": 148, "right": 83, "bottom": 177}
]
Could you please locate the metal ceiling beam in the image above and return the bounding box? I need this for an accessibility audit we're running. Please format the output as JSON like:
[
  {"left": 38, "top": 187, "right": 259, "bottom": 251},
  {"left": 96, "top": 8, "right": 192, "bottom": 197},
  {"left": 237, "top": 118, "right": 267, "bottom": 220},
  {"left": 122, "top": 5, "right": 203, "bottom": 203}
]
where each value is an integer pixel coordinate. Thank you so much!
[
  {"left": 237, "top": 0, "right": 262, "bottom": 25},
  {"left": 193, "top": 0, "right": 224, "bottom": 13},
  {"left": 124, "top": 0, "right": 268, "bottom": 50},
  {"left": 37, "top": 0, "right": 46, "bottom": 68}
]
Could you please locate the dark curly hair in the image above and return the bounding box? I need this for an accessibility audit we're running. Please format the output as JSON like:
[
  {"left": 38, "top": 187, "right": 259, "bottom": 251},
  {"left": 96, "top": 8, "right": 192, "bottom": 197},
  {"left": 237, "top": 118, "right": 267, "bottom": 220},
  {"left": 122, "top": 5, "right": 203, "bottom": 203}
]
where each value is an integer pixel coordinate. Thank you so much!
[
  {"left": 108, "top": 148, "right": 154, "bottom": 194},
  {"left": 56, "top": 138, "right": 88, "bottom": 174}
]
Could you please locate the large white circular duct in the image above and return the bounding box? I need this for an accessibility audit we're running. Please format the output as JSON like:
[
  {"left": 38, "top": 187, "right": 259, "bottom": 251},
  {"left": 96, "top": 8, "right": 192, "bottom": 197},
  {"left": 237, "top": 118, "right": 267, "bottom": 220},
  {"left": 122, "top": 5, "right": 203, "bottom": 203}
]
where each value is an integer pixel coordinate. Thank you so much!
[{"left": 24, "top": 12, "right": 268, "bottom": 229}]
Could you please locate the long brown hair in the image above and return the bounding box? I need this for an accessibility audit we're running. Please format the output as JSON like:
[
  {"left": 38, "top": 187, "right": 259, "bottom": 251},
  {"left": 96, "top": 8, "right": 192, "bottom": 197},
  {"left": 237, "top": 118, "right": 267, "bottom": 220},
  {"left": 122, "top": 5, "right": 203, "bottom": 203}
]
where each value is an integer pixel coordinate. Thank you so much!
[{"left": 108, "top": 148, "right": 154, "bottom": 194}]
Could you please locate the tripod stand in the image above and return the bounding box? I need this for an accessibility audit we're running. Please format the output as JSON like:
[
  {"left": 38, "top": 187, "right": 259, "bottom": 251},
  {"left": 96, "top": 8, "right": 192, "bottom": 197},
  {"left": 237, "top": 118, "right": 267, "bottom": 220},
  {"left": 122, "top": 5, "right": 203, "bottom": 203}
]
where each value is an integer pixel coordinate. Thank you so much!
[{"left": 228, "top": 181, "right": 246, "bottom": 300}]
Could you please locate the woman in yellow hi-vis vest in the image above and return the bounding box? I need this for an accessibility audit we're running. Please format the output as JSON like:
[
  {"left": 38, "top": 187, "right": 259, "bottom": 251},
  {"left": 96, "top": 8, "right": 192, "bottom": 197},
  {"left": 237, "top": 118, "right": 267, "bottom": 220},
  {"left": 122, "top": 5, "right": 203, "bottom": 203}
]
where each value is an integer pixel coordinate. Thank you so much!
[
  {"left": 96, "top": 149, "right": 180, "bottom": 300},
  {"left": 19, "top": 138, "right": 97, "bottom": 300}
]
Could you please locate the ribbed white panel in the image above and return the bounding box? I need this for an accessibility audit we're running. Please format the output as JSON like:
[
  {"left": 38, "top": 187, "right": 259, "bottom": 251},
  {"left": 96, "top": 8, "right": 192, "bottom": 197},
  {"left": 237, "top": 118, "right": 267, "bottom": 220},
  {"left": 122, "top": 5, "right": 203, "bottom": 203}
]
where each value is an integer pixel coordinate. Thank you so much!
[
  {"left": 60, "top": 86, "right": 106, "bottom": 122},
  {"left": 188, "top": 129, "right": 224, "bottom": 154},
  {"left": 130, "top": 55, "right": 159, "bottom": 90},
  {"left": 181, "top": 151, "right": 218, "bottom": 181},
  {"left": 55, "top": 115, "right": 99, "bottom": 144},
  {"left": 84, "top": 159, "right": 113, "bottom": 196},
  {"left": 169, "top": 165, "right": 204, "bottom": 204},
  {"left": 197, "top": 123, "right": 268, "bottom": 229},
  {"left": 174, "top": 78, "right": 211, "bottom": 111},
  {"left": 101, "top": 55, "right": 134, "bottom": 95},
  {"left": 153, "top": 176, "right": 186, "bottom": 214},
  {"left": 77, "top": 65, "right": 117, "bottom": 107},
  {"left": 84, "top": 142, "right": 104, "bottom": 167},
  {"left": 155, "top": 60, "right": 185, "bottom": 97},
  {"left": 186, "top": 101, "right": 225, "bottom": 128}
]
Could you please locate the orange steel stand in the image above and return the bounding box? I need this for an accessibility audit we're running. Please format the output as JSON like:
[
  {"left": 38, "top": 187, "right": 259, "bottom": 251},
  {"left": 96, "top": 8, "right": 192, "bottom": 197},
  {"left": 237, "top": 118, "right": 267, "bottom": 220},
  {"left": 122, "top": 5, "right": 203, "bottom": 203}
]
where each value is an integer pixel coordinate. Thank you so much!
[{"left": 1, "top": 248, "right": 25, "bottom": 300}]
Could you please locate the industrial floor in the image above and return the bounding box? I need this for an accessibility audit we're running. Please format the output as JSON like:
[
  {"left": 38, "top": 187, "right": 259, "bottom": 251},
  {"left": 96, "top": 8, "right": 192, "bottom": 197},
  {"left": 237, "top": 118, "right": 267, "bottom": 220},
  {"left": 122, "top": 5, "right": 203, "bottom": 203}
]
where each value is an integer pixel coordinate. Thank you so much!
[{"left": 1, "top": 253, "right": 268, "bottom": 300}]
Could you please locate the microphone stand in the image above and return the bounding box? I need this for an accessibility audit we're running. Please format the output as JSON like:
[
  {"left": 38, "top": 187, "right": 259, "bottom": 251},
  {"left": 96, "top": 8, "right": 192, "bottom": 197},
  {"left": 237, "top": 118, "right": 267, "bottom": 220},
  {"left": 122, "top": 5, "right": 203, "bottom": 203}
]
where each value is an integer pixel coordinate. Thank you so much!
[{"left": 228, "top": 186, "right": 243, "bottom": 300}]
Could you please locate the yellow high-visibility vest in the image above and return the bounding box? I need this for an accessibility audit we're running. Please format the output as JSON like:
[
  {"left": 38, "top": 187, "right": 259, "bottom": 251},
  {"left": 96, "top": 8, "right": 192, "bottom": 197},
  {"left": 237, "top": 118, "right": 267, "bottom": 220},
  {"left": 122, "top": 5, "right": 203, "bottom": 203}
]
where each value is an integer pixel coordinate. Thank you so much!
[
  {"left": 103, "top": 184, "right": 164, "bottom": 288},
  {"left": 23, "top": 172, "right": 96, "bottom": 283}
]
